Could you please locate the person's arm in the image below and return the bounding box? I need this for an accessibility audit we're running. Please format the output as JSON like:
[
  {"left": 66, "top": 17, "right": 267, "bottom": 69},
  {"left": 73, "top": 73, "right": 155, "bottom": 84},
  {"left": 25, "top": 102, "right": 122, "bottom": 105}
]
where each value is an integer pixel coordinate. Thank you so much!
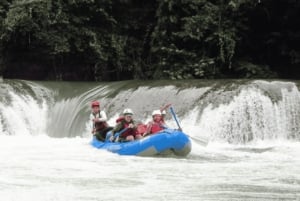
[
  {"left": 160, "top": 103, "right": 172, "bottom": 112},
  {"left": 161, "top": 122, "right": 168, "bottom": 129},
  {"left": 128, "top": 120, "right": 137, "bottom": 129},
  {"left": 143, "top": 121, "right": 153, "bottom": 136},
  {"left": 111, "top": 122, "right": 123, "bottom": 135},
  {"left": 109, "top": 122, "right": 123, "bottom": 141}
]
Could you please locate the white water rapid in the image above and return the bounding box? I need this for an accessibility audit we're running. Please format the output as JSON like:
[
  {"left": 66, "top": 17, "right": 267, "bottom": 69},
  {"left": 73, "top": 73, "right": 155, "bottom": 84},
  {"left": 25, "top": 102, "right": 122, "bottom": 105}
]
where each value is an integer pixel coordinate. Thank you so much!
[{"left": 0, "top": 79, "right": 299, "bottom": 201}]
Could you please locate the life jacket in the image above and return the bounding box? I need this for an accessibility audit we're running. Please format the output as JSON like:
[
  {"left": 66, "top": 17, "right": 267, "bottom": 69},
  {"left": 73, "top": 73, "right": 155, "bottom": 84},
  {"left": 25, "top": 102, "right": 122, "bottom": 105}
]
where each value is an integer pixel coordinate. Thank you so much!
[
  {"left": 93, "top": 111, "right": 108, "bottom": 131},
  {"left": 149, "top": 121, "right": 164, "bottom": 134},
  {"left": 116, "top": 116, "right": 125, "bottom": 123},
  {"left": 136, "top": 123, "right": 147, "bottom": 135},
  {"left": 119, "top": 119, "right": 136, "bottom": 138}
]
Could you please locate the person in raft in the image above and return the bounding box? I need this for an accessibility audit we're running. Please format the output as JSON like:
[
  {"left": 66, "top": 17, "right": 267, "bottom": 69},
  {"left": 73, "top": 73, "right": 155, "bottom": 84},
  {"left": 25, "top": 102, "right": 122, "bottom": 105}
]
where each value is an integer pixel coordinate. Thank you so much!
[
  {"left": 90, "top": 101, "right": 113, "bottom": 141},
  {"left": 110, "top": 108, "right": 142, "bottom": 142},
  {"left": 114, "top": 114, "right": 147, "bottom": 138},
  {"left": 143, "top": 110, "right": 168, "bottom": 136}
]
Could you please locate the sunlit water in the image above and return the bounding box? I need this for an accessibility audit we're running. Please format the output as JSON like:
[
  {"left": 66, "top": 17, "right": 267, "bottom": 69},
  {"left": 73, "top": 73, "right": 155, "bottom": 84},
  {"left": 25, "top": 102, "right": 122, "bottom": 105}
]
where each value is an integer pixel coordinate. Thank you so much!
[{"left": 0, "top": 80, "right": 300, "bottom": 200}]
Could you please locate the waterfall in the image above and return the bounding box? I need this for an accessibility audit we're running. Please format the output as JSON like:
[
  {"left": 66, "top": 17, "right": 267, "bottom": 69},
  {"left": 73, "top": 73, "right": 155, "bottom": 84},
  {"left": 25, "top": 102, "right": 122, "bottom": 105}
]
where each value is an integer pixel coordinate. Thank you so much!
[
  {"left": 0, "top": 80, "right": 51, "bottom": 136},
  {"left": 198, "top": 81, "right": 300, "bottom": 143},
  {"left": 1, "top": 79, "right": 300, "bottom": 143}
]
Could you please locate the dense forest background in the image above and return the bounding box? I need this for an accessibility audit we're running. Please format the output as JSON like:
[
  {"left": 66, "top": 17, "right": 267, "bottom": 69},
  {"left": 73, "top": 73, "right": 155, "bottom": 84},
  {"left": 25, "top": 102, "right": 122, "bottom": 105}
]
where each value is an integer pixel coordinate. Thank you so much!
[{"left": 0, "top": 0, "right": 299, "bottom": 81}]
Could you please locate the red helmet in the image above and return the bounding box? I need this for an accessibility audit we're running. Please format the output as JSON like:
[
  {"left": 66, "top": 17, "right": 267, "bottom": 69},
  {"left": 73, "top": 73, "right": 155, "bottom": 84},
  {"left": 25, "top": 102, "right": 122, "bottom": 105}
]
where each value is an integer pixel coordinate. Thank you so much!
[{"left": 91, "top": 101, "right": 100, "bottom": 108}]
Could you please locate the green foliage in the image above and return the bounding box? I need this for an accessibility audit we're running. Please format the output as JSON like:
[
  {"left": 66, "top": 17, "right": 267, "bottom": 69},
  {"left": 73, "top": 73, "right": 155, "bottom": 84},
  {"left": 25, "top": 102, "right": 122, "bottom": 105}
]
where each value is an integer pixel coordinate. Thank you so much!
[
  {"left": 0, "top": 0, "right": 118, "bottom": 80},
  {"left": 0, "top": 0, "right": 299, "bottom": 80},
  {"left": 234, "top": 61, "right": 277, "bottom": 78},
  {"left": 150, "top": 0, "right": 243, "bottom": 79}
]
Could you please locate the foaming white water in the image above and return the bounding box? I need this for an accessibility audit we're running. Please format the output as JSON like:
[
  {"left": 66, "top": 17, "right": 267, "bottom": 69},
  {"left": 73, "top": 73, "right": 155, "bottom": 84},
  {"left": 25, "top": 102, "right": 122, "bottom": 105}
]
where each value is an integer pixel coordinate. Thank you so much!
[
  {"left": 198, "top": 83, "right": 300, "bottom": 143},
  {"left": 0, "top": 135, "right": 299, "bottom": 201},
  {"left": 0, "top": 91, "right": 48, "bottom": 136},
  {"left": 1, "top": 80, "right": 300, "bottom": 200}
]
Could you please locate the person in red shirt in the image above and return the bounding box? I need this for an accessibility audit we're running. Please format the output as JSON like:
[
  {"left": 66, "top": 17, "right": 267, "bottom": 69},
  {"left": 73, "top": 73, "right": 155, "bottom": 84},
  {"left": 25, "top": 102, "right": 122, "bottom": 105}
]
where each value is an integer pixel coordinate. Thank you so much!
[{"left": 143, "top": 110, "right": 168, "bottom": 136}]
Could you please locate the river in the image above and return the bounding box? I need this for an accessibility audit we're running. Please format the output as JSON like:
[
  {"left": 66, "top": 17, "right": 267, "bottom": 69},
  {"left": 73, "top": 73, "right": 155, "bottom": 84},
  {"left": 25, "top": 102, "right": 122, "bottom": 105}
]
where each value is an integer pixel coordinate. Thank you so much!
[{"left": 0, "top": 79, "right": 299, "bottom": 201}]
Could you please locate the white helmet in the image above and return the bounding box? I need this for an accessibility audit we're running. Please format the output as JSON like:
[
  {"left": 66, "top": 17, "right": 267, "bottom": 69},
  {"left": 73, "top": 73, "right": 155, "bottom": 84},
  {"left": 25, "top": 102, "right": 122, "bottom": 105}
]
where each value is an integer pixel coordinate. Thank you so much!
[
  {"left": 152, "top": 110, "right": 161, "bottom": 116},
  {"left": 161, "top": 110, "right": 166, "bottom": 115},
  {"left": 123, "top": 108, "right": 134, "bottom": 115}
]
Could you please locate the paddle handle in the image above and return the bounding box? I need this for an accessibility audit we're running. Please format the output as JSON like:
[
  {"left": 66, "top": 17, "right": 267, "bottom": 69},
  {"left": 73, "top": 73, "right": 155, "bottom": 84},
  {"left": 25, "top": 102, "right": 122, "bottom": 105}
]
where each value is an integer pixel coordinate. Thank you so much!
[
  {"left": 105, "top": 127, "right": 129, "bottom": 142},
  {"left": 170, "top": 107, "right": 182, "bottom": 131},
  {"left": 114, "top": 128, "right": 128, "bottom": 138}
]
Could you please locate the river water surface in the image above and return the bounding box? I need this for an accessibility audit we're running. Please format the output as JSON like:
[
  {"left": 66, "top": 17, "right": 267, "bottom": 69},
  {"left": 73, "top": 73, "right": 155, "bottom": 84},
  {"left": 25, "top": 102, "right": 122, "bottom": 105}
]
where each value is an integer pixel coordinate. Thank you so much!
[{"left": 0, "top": 79, "right": 299, "bottom": 201}]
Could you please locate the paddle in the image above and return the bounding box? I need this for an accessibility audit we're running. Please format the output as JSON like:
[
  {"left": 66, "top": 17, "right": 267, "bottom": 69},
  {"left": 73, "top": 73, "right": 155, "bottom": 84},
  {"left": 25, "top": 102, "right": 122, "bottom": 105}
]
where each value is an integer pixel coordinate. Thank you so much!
[
  {"left": 169, "top": 106, "right": 208, "bottom": 146},
  {"left": 169, "top": 106, "right": 182, "bottom": 131},
  {"left": 105, "top": 128, "right": 129, "bottom": 142}
]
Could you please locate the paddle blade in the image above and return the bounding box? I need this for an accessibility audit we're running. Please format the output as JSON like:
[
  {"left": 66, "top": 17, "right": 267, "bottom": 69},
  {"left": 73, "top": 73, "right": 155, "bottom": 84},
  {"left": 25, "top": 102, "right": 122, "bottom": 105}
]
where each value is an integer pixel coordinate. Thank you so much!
[{"left": 189, "top": 136, "right": 209, "bottom": 146}]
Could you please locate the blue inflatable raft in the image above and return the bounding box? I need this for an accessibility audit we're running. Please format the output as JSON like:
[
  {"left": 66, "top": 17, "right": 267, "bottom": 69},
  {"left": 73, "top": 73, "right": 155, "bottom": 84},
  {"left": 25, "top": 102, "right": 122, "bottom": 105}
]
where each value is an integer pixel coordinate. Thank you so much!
[{"left": 90, "top": 129, "right": 192, "bottom": 156}]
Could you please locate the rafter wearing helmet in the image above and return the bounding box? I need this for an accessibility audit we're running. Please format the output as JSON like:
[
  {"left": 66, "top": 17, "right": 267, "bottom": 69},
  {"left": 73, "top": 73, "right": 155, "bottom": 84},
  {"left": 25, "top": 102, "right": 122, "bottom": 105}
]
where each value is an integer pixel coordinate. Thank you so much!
[{"left": 90, "top": 101, "right": 113, "bottom": 141}]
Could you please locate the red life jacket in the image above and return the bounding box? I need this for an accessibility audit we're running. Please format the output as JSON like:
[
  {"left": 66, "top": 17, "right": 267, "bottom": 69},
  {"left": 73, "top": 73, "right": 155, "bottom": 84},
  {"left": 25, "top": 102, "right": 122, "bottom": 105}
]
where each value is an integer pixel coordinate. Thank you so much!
[
  {"left": 93, "top": 112, "right": 108, "bottom": 131},
  {"left": 119, "top": 120, "right": 136, "bottom": 138},
  {"left": 136, "top": 123, "right": 147, "bottom": 135},
  {"left": 150, "top": 122, "right": 164, "bottom": 134},
  {"left": 116, "top": 116, "right": 125, "bottom": 123}
]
